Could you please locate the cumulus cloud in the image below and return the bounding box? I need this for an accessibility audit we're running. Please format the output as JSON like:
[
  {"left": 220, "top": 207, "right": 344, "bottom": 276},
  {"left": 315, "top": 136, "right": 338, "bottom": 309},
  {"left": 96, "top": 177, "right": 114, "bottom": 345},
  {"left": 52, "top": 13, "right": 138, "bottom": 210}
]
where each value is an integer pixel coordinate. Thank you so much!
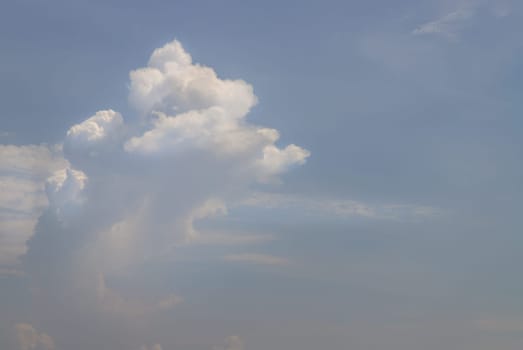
[
  {"left": 57, "top": 39, "right": 308, "bottom": 265},
  {"left": 129, "top": 40, "right": 257, "bottom": 118},
  {"left": 66, "top": 110, "right": 124, "bottom": 145},
  {"left": 14, "top": 323, "right": 55, "bottom": 350},
  {"left": 12, "top": 39, "right": 309, "bottom": 327}
]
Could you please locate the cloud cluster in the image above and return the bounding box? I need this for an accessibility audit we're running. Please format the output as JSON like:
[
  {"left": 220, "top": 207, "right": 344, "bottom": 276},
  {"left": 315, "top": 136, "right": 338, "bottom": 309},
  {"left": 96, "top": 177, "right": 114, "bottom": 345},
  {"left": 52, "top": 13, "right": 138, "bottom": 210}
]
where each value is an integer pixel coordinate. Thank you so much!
[
  {"left": 0, "top": 39, "right": 308, "bottom": 350},
  {"left": 15, "top": 39, "right": 309, "bottom": 323},
  {"left": 15, "top": 324, "right": 55, "bottom": 350}
]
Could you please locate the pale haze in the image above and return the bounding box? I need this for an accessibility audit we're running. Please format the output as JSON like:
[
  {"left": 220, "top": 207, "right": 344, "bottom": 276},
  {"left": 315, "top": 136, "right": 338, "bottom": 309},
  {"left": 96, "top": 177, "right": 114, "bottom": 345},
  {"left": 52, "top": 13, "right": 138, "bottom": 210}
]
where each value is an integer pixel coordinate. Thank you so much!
[{"left": 1, "top": 1, "right": 522, "bottom": 349}]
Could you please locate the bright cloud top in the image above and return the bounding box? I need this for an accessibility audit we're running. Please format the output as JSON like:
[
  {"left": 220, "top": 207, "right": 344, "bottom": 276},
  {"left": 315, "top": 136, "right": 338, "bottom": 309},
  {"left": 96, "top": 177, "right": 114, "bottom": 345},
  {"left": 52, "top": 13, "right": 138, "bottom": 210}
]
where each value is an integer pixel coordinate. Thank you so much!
[
  {"left": 129, "top": 40, "right": 257, "bottom": 118},
  {"left": 58, "top": 39, "right": 310, "bottom": 252}
]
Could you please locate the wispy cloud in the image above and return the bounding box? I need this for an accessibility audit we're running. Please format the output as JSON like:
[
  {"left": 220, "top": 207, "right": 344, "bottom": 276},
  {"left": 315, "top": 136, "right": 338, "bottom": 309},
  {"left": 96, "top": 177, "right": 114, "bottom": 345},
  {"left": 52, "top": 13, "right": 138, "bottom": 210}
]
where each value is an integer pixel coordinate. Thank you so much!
[
  {"left": 96, "top": 274, "right": 182, "bottom": 317},
  {"left": 412, "top": 8, "right": 475, "bottom": 39},
  {"left": 223, "top": 253, "right": 289, "bottom": 266},
  {"left": 412, "top": 1, "right": 512, "bottom": 40},
  {"left": 239, "top": 192, "right": 440, "bottom": 221},
  {"left": 189, "top": 231, "right": 275, "bottom": 246}
]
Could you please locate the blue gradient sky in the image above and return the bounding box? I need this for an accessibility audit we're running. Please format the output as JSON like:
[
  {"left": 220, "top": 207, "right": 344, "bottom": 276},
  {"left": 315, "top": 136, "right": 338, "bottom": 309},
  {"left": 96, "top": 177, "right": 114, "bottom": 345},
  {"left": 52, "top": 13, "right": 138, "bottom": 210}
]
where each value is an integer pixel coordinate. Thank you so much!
[{"left": 1, "top": 1, "right": 523, "bottom": 350}]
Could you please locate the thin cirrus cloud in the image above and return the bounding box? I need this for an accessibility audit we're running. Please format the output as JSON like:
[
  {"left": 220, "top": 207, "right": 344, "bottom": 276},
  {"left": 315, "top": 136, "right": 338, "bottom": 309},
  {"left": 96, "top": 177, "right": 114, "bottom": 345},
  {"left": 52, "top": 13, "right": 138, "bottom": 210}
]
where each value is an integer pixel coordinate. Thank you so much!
[
  {"left": 239, "top": 192, "right": 440, "bottom": 221},
  {"left": 412, "top": 8, "right": 476, "bottom": 39},
  {"left": 412, "top": 1, "right": 512, "bottom": 40}
]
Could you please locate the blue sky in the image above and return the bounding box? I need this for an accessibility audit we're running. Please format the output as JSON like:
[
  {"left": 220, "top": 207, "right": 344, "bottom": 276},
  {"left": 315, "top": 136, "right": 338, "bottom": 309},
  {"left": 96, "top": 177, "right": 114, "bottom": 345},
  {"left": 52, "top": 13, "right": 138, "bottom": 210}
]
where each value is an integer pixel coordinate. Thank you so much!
[{"left": 1, "top": 1, "right": 523, "bottom": 350}]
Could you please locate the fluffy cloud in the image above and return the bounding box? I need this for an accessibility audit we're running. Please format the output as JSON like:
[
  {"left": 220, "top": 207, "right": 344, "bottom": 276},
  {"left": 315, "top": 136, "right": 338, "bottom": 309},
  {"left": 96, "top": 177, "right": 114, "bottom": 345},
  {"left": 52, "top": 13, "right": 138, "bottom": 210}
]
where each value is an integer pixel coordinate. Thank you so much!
[
  {"left": 56, "top": 39, "right": 309, "bottom": 269},
  {"left": 124, "top": 40, "right": 309, "bottom": 182},
  {"left": 66, "top": 110, "right": 124, "bottom": 145},
  {"left": 129, "top": 40, "right": 257, "bottom": 118},
  {"left": 16, "top": 39, "right": 309, "bottom": 326},
  {"left": 0, "top": 39, "right": 308, "bottom": 350},
  {"left": 14, "top": 323, "right": 55, "bottom": 350}
]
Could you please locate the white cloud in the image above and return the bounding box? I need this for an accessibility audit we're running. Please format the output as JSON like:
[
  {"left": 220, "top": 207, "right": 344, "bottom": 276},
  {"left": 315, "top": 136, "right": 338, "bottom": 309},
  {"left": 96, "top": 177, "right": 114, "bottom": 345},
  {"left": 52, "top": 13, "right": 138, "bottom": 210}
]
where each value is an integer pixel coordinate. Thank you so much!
[
  {"left": 96, "top": 274, "right": 182, "bottom": 317},
  {"left": 224, "top": 253, "right": 289, "bottom": 266},
  {"left": 124, "top": 39, "right": 308, "bottom": 183},
  {"left": 57, "top": 39, "right": 309, "bottom": 263},
  {"left": 17, "top": 39, "right": 309, "bottom": 317},
  {"left": 239, "top": 192, "right": 439, "bottom": 221},
  {"left": 45, "top": 168, "right": 87, "bottom": 217},
  {"left": 413, "top": 8, "right": 475, "bottom": 39},
  {"left": 0, "top": 145, "right": 66, "bottom": 269},
  {"left": 14, "top": 323, "right": 55, "bottom": 350},
  {"left": 129, "top": 40, "right": 257, "bottom": 118},
  {"left": 66, "top": 110, "right": 124, "bottom": 145},
  {"left": 412, "top": 1, "right": 513, "bottom": 40}
]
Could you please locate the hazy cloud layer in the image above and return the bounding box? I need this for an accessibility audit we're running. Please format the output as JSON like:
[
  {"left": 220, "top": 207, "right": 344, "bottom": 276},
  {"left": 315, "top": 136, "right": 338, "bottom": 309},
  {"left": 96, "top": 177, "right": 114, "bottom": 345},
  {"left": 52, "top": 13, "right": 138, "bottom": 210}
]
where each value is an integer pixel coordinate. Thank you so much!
[
  {"left": 223, "top": 253, "right": 289, "bottom": 266},
  {"left": 0, "top": 145, "right": 66, "bottom": 268},
  {"left": 15, "top": 324, "right": 55, "bottom": 350}
]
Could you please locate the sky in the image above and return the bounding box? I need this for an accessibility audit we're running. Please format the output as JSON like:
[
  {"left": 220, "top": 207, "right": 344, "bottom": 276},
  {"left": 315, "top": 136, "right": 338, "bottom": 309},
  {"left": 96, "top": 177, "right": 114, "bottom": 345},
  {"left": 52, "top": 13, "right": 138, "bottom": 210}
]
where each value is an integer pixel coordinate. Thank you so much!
[{"left": 1, "top": 0, "right": 523, "bottom": 349}]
